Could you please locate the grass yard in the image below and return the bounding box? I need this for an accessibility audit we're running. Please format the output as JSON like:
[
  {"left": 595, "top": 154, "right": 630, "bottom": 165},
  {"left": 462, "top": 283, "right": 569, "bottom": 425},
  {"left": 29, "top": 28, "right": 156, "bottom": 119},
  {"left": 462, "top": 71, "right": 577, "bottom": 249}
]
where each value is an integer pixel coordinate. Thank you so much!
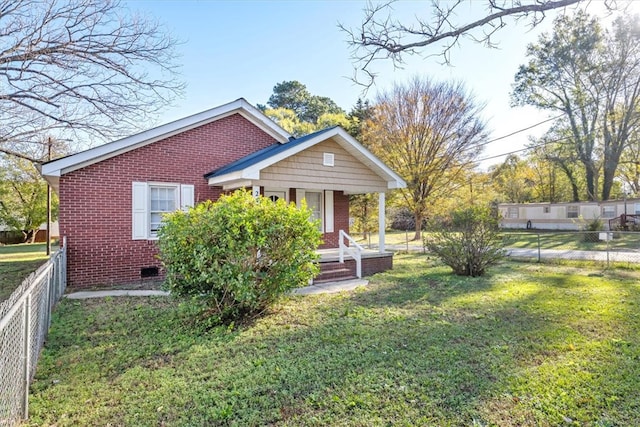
[
  {"left": 28, "top": 254, "right": 640, "bottom": 426},
  {"left": 354, "top": 229, "right": 423, "bottom": 249},
  {"left": 0, "top": 242, "right": 53, "bottom": 302},
  {"left": 501, "top": 231, "right": 640, "bottom": 252},
  {"left": 357, "top": 229, "right": 640, "bottom": 254}
]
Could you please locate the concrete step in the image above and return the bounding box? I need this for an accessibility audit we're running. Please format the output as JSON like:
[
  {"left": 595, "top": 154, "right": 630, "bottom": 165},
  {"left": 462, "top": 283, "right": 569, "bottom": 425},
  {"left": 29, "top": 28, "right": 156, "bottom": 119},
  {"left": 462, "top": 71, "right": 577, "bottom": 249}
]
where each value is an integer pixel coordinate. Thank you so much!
[{"left": 314, "top": 274, "right": 358, "bottom": 284}]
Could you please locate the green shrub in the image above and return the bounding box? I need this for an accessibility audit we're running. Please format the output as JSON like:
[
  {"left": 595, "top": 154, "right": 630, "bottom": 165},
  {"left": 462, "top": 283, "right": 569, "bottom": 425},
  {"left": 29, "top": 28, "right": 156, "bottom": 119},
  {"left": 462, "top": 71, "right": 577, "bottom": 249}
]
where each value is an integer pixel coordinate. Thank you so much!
[
  {"left": 582, "top": 216, "right": 603, "bottom": 242},
  {"left": 157, "top": 190, "right": 321, "bottom": 324},
  {"left": 424, "top": 206, "right": 505, "bottom": 277}
]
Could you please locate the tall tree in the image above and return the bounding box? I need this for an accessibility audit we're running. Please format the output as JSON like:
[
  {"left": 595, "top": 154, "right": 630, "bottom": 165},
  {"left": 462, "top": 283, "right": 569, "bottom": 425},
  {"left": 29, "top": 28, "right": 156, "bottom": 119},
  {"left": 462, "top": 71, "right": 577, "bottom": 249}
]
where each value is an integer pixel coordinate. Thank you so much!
[
  {"left": 528, "top": 125, "right": 586, "bottom": 202},
  {"left": 263, "top": 108, "right": 355, "bottom": 137},
  {"left": 0, "top": 0, "right": 183, "bottom": 162},
  {"left": 348, "top": 98, "right": 374, "bottom": 138},
  {"left": 362, "top": 77, "right": 486, "bottom": 240},
  {"left": 489, "top": 155, "right": 537, "bottom": 203},
  {"left": 265, "top": 81, "right": 344, "bottom": 123},
  {"left": 512, "top": 12, "right": 640, "bottom": 201},
  {"left": 599, "top": 16, "right": 640, "bottom": 200},
  {"left": 618, "top": 122, "right": 640, "bottom": 196},
  {"left": 339, "top": 0, "right": 622, "bottom": 87},
  {"left": 0, "top": 155, "right": 54, "bottom": 243}
]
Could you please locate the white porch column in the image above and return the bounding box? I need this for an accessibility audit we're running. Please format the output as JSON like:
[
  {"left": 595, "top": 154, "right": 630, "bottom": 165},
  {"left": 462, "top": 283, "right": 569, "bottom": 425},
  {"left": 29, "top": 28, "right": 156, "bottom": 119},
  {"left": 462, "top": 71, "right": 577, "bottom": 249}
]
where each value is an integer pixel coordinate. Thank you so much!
[
  {"left": 252, "top": 185, "right": 260, "bottom": 199},
  {"left": 378, "top": 192, "right": 386, "bottom": 253}
]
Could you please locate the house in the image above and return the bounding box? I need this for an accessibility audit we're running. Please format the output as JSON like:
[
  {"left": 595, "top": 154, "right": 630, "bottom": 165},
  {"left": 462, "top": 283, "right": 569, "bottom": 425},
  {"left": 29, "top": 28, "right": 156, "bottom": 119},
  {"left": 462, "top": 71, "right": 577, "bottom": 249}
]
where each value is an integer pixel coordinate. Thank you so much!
[
  {"left": 499, "top": 198, "right": 640, "bottom": 230},
  {"left": 40, "top": 99, "right": 406, "bottom": 288}
]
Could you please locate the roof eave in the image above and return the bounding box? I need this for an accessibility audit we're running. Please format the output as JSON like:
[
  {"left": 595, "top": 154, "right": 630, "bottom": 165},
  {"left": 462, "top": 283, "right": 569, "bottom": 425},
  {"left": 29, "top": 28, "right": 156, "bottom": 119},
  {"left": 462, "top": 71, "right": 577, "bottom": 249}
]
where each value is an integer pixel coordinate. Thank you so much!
[{"left": 40, "top": 98, "right": 291, "bottom": 179}]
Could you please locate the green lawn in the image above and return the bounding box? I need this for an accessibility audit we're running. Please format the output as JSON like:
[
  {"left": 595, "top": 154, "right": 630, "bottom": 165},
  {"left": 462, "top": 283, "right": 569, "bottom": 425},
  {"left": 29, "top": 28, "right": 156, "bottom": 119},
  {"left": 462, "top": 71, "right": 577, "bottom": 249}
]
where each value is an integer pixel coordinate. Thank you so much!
[
  {"left": 358, "top": 229, "right": 640, "bottom": 253},
  {"left": 28, "top": 254, "right": 640, "bottom": 426},
  {"left": 501, "top": 231, "right": 640, "bottom": 252},
  {"left": 354, "top": 229, "right": 424, "bottom": 249},
  {"left": 0, "top": 242, "right": 53, "bottom": 302}
]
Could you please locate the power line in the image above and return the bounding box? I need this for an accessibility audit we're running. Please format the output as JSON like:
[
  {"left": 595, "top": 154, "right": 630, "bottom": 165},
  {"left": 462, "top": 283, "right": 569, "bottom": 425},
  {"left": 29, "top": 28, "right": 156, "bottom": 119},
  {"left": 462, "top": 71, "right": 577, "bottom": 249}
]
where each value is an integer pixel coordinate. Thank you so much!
[{"left": 476, "top": 113, "right": 564, "bottom": 149}]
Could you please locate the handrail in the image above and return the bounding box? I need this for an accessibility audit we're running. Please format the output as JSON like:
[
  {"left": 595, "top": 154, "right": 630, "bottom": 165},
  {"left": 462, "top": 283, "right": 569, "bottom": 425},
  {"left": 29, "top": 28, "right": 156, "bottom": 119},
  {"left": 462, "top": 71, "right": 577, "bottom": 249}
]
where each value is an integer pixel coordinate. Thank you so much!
[
  {"left": 609, "top": 214, "right": 640, "bottom": 230},
  {"left": 338, "top": 230, "right": 363, "bottom": 278}
]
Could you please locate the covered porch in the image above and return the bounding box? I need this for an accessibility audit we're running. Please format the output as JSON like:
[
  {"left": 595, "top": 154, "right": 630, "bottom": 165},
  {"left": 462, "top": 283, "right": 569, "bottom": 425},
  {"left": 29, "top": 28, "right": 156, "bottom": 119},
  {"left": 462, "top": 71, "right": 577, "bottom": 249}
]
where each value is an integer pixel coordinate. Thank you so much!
[{"left": 203, "top": 126, "right": 406, "bottom": 280}]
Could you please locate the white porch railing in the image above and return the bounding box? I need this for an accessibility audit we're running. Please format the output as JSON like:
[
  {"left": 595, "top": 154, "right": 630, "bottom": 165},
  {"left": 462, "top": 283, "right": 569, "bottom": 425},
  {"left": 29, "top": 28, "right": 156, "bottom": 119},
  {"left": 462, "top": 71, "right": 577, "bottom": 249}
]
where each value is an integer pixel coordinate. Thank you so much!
[{"left": 339, "top": 230, "right": 363, "bottom": 278}]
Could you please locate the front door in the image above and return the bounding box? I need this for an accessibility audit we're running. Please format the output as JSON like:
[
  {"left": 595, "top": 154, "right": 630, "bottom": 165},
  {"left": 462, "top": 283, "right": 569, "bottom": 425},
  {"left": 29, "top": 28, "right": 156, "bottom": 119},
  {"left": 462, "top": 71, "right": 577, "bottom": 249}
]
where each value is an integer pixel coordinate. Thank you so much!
[{"left": 265, "top": 190, "right": 287, "bottom": 202}]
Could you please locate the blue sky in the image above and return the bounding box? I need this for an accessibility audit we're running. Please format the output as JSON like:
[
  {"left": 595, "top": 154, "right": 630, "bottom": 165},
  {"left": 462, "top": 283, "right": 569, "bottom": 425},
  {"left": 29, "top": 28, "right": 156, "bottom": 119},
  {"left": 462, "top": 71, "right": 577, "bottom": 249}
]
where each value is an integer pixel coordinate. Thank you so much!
[{"left": 129, "top": 1, "right": 628, "bottom": 169}]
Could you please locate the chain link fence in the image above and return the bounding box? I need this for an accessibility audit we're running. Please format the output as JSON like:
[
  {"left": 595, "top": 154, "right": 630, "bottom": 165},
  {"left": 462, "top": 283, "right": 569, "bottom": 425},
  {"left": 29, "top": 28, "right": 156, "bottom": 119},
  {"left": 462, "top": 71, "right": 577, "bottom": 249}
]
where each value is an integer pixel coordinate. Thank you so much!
[
  {"left": 501, "top": 231, "right": 640, "bottom": 267},
  {"left": 0, "top": 240, "right": 66, "bottom": 426}
]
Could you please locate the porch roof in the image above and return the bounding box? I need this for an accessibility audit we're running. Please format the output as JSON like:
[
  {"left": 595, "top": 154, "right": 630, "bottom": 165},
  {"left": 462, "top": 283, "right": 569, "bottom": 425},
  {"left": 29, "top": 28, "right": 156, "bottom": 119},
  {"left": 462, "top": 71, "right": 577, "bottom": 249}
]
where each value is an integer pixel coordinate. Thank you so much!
[{"left": 204, "top": 126, "right": 406, "bottom": 193}]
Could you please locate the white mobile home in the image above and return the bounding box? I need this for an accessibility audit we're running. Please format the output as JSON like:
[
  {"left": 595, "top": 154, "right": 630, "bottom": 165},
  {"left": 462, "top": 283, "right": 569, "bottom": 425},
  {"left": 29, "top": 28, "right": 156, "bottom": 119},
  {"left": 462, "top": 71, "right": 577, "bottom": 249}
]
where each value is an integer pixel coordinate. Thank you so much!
[{"left": 499, "top": 199, "right": 640, "bottom": 230}]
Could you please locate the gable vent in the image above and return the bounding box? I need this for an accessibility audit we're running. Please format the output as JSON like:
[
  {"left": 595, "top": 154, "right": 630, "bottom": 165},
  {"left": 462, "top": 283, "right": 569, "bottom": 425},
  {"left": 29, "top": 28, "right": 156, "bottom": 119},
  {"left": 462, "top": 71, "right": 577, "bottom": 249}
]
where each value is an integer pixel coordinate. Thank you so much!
[{"left": 323, "top": 152, "right": 335, "bottom": 167}]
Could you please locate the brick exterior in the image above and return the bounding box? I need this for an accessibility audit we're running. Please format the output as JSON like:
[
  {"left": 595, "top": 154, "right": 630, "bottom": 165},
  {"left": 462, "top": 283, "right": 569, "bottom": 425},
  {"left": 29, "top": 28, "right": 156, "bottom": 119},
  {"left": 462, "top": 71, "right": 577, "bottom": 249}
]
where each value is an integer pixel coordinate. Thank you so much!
[
  {"left": 59, "top": 113, "right": 353, "bottom": 288},
  {"left": 361, "top": 254, "right": 393, "bottom": 276}
]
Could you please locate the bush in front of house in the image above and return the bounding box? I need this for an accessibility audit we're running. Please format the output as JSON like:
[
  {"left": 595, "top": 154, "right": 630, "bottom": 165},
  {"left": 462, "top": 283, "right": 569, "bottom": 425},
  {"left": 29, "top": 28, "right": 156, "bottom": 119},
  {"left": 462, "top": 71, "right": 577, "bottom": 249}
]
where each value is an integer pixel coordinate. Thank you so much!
[
  {"left": 157, "top": 190, "right": 321, "bottom": 324},
  {"left": 424, "top": 206, "right": 505, "bottom": 277}
]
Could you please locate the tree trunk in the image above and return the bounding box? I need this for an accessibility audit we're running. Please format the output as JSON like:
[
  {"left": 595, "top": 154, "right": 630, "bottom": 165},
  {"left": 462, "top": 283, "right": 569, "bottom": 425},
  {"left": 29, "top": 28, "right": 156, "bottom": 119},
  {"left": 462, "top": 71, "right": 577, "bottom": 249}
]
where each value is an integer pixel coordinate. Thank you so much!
[
  {"left": 601, "top": 166, "right": 615, "bottom": 201},
  {"left": 585, "top": 165, "right": 597, "bottom": 201},
  {"left": 413, "top": 213, "right": 422, "bottom": 241}
]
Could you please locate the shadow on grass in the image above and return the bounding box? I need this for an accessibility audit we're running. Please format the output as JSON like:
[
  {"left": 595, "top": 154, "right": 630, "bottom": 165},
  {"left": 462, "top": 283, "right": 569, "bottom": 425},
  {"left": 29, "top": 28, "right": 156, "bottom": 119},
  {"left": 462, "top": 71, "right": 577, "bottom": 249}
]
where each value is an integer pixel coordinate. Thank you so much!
[{"left": 27, "top": 255, "right": 640, "bottom": 426}]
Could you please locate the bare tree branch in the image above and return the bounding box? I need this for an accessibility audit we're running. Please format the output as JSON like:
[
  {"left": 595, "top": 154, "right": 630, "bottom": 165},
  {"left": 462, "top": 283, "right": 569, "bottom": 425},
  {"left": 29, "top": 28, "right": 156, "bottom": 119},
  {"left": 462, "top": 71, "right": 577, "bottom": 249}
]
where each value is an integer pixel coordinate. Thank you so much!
[
  {"left": 361, "top": 76, "right": 487, "bottom": 240},
  {"left": 0, "top": 0, "right": 184, "bottom": 162},
  {"left": 340, "top": 0, "right": 594, "bottom": 88}
]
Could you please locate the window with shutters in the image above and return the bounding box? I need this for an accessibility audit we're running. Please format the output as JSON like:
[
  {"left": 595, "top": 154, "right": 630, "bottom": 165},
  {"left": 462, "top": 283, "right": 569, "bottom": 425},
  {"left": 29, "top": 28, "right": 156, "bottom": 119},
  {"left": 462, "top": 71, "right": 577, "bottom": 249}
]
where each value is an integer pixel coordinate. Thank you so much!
[
  {"left": 150, "top": 185, "right": 178, "bottom": 237},
  {"left": 132, "top": 182, "right": 194, "bottom": 240}
]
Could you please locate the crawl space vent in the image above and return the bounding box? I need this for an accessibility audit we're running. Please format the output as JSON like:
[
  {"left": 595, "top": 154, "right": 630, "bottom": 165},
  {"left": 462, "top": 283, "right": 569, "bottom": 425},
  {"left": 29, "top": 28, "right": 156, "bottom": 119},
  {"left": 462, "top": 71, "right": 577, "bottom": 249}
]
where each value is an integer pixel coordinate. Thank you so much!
[{"left": 140, "top": 266, "right": 159, "bottom": 278}]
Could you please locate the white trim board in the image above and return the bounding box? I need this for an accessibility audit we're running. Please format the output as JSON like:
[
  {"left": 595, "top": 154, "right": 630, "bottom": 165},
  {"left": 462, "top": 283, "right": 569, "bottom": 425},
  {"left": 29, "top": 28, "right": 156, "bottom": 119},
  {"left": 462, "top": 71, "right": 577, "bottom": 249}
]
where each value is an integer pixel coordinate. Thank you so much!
[{"left": 41, "top": 99, "right": 291, "bottom": 190}]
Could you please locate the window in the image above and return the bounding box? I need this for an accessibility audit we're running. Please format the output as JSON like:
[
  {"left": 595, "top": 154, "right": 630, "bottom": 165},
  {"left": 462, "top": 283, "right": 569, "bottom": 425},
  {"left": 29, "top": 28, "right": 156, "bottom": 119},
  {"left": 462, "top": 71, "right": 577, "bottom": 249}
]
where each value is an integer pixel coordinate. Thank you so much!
[
  {"left": 602, "top": 205, "right": 616, "bottom": 218},
  {"left": 305, "top": 191, "right": 323, "bottom": 229},
  {"left": 132, "top": 182, "right": 194, "bottom": 240},
  {"left": 567, "top": 206, "right": 579, "bottom": 219},
  {"left": 507, "top": 207, "right": 518, "bottom": 219},
  {"left": 150, "top": 186, "right": 177, "bottom": 236},
  {"left": 264, "top": 190, "right": 287, "bottom": 203},
  {"left": 295, "top": 189, "right": 333, "bottom": 233},
  {"left": 543, "top": 206, "right": 550, "bottom": 214},
  {"left": 635, "top": 203, "right": 640, "bottom": 215}
]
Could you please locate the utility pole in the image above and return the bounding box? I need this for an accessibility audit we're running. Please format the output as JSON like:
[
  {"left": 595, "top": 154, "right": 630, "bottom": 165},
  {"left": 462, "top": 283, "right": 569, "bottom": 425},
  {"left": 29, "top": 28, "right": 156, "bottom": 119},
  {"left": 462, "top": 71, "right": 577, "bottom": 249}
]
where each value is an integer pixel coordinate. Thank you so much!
[{"left": 46, "top": 137, "right": 52, "bottom": 256}]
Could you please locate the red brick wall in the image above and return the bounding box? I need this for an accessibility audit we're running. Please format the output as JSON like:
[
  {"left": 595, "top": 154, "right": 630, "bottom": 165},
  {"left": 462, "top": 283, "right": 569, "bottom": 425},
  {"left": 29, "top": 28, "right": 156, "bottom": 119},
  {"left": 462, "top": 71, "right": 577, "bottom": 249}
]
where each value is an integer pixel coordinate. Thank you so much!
[
  {"left": 362, "top": 254, "right": 393, "bottom": 276},
  {"left": 59, "top": 114, "right": 277, "bottom": 288}
]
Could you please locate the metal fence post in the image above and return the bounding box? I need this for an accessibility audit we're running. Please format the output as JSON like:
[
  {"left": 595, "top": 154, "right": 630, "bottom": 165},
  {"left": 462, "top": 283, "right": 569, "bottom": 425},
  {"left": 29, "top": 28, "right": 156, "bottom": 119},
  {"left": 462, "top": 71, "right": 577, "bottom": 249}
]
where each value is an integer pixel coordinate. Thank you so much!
[
  {"left": 22, "top": 294, "right": 31, "bottom": 419},
  {"left": 606, "top": 236, "right": 610, "bottom": 269},
  {"left": 537, "top": 233, "right": 541, "bottom": 263}
]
